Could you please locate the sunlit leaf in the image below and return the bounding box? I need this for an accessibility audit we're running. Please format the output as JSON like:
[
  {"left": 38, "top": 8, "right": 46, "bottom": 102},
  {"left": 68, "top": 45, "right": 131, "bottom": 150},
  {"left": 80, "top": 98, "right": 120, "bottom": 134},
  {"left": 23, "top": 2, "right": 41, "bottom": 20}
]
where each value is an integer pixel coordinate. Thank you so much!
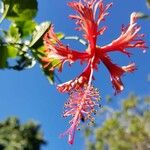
[
  {"left": 56, "top": 32, "right": 64, "bottom": 40},
  {"left": 29, "top": 22, "right": 51, "bottom": 48},
  {"left": 6, "top": 45, "right": 18, "bottom": 58},
  {"left": 15, "top": 20, "right": 37, "bottom": 38},
  {"left": 4, "top": 23, "right": 20, "bottom": 43},
  {"left": 0, "top": 45, "right": 18, "bottom": 68}
]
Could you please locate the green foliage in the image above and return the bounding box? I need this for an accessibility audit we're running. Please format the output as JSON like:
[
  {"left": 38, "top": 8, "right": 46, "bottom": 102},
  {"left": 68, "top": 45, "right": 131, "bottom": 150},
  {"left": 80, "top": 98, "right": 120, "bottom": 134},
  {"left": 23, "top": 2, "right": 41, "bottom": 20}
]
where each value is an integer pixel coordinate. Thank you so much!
[
  {"left": 30, "top": 23, "right": 64, "bottom": 83},
  {"left": 0, "top": 45, "right": 18, "bottom": 68},
  {"left": 2, "top": 0, "right": 38, "bottom": 21},
  {"left": 4, "top": 24, "right": 21, "bottom": 43},
  {"left": 0, "top": 24, "right": 20, "bottom": 68},
  {"left": 0, "top": 0, "right": 38, "bottom": 71},
  {"left": 0, "top": 0, "right": 65, "bottom": 83},
  {"left": 85, "top": 95, "right": 150, "bottom": 150},
  {"left": 0, "top": 117, "right": 46, "bottom": 150},
  {"left": 123, "top": 95, "right": 137, "bottom": 110},
  {"left": 15, "top": 20, "right": 37, "bottom": 38},
  {"left": 56, "top": 32, "right": 65, "bottom": 41}
]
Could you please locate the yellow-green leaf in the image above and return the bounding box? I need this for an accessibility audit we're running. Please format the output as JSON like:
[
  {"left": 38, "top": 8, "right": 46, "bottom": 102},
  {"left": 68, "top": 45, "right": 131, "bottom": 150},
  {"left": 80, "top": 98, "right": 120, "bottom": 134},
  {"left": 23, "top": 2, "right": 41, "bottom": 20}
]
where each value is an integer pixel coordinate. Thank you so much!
[
  {"left": 29, "top": 22, "right": 51, "bottom": 48},
  {"left": 0, "top": 45, "right": 18, "bottom": 68}
]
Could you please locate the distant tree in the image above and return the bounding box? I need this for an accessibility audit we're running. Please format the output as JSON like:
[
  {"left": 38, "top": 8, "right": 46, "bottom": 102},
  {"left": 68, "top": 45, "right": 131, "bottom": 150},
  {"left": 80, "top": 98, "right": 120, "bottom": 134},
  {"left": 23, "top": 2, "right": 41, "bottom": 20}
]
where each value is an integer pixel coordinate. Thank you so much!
[
  {"left": 0, "top": 117, "right": 46, "bottom": 150},
  {"left": 85, "top": 95, "right": 150, "bottom": 150}
]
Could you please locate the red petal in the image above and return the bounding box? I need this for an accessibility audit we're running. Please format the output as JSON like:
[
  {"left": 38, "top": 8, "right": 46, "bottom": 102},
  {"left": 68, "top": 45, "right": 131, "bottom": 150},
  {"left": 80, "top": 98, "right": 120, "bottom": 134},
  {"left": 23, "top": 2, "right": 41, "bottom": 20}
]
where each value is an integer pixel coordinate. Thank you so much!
[
  {"left": 57, "top": 63, "right": 92, "bottom": 92},
  {"left": 100, "top": 12, "right": 147, "bottom": 55},
  {"left": 99, "top": 54, "right": 136, "bottom": 93},
  {"left": 68, "top": 0, "right": 112, "bottom": 54},
  {"left": 43, "top": 25, "right": 89, "bottom": 71}
]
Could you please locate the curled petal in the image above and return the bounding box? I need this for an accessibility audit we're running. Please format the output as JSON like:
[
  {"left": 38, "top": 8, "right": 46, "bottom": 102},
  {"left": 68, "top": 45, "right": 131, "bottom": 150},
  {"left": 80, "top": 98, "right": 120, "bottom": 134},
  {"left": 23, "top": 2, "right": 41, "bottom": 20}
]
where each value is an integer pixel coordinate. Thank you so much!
[
  {"left": 122, "top": 63, "right": 136, "bottom": 73},
  {"left": 100, "top": 12, "right": 147, "bottom": 55},
  {"left": 100, "top": 54, "right": 136, "bottom": 93}
]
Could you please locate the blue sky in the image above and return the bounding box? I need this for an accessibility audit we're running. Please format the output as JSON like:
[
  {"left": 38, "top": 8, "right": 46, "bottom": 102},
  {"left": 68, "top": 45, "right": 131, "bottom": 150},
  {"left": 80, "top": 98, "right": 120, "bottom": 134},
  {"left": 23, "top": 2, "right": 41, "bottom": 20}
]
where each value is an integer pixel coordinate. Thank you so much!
[{"left": 0, "top": 0, "right": 150, "bottom": 150}]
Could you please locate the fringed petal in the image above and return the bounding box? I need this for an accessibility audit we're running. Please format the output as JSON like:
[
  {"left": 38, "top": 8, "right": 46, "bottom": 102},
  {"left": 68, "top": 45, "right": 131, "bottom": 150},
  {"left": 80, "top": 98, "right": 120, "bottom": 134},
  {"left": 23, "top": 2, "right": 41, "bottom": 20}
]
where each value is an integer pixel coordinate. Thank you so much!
[
  {"left": 43, "top": 25, "right": 89, "bottom": 71},
  {"left": 100, "top": 12, "right": 147, "bottom": 55},
  {"left": 68, "top": 0, "right": 112, "bottom": 53},
  {"left": 100, "top": 54, "right": 136, "bottom": 93}
]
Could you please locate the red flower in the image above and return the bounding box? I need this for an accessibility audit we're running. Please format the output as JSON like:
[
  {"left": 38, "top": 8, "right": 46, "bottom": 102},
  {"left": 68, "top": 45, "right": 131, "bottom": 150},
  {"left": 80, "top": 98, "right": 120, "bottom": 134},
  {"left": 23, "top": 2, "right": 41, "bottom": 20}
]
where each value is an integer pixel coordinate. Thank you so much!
[{"left": 43, "top": 0, "right": 146, "bottom": 144}]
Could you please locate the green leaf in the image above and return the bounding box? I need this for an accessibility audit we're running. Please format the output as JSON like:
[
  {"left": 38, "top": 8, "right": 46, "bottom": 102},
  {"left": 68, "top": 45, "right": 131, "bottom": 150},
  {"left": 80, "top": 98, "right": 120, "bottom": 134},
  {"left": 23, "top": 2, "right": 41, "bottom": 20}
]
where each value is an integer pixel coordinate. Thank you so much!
[
  {"left": 0, "top": 2, "right": 9, "bottom": 24},
  {"left": 4, "top": 23, "right": 20, "bottom": 43},
  {"left": 6, "top": 45, "right": 18, "bottom": 57},
  {"left": 50, "top": 59, "right": 62, "bottom": 69},
  {"left": 0, "top": 45, "right": 18, "bottom": 68},
  {"left": 56, "top": 32, "right": 64, "bottom": 40},
  {"left": 44, "top": 67, "right": 54, "bottom": 84},
  {"left": 2, "top": 0, "right": 38, "bottom": 21},
  {"left": 29, "top": 23, "right": 64, "bottom": 84},
  {"left": 29, "top": 22, "right": 51, "bottom": 48},
  {"left": 15, "top": 20, "right": 37, "bottom": 38},
  {"left": 147, "top": 0, "right": 150, "bottom": 9},
  {"left": 31, "top": 46, "right": 54, "bottom": 84},
  {"left": 0, "top": 117, "right": 46, "bottom": 149},
  {"left": 0, "top": 46, "right": 8, "bottom": 68}
]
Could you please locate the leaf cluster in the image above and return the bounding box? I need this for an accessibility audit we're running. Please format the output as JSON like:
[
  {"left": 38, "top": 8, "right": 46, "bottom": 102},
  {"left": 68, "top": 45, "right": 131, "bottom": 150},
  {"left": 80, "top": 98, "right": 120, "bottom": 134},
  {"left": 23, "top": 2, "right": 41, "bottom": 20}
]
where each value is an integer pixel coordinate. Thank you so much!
[
  {"left": 0, "top": 117, "right": 46, "bottom": 150},
  {"left": 0, "top": 0, "right": 64, "bottom": 83},
  {"left": 85, "top": 95, "right": 150, "bottom": 150}
]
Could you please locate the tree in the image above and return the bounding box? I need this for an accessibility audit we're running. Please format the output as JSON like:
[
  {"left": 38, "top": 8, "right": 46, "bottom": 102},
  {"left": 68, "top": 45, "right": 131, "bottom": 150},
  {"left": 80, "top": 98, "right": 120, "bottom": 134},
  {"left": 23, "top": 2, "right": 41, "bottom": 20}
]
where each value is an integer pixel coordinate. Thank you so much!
[
  {"left": 85, "top": 95, "right": 150, "bottom": 150},
  {"left": 0, "top": 117, "right": 46, "bottom": 150}
]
